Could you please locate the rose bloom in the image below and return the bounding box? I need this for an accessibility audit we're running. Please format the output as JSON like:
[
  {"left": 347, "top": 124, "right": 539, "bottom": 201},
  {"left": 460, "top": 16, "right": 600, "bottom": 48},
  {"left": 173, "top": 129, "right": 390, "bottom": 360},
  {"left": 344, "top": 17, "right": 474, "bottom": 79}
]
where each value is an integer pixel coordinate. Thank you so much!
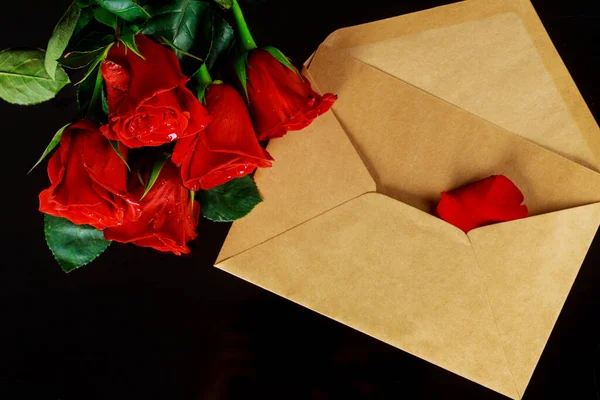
[
  {"left": 244, "top": 48, "right": 337, "bottom": 140},
  {"left": 104, "top": 162, "right": 199, "bottom": 255},
  {"left": 172, "top": 83, "right": 273, "bottom": 191},
  {"left": 39, "top": 121, "right": 139, "bottom": 230},
  {"left": 436, "top": 175, "right": 529, "bottom": 233},
  {"left": 100, "top": 35, "right": 211, "bottom": 148}
]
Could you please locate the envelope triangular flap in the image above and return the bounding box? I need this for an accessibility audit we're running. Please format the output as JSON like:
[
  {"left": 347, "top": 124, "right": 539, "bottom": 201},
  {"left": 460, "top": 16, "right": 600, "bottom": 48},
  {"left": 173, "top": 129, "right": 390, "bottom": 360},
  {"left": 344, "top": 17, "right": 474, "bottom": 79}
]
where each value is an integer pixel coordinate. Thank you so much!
[
  {"left": 306, "top": 44, "right": 600, "bottom": 216},
  {"left": 467, "top": 203, "right": 600, "bottom": 398},
  {"left": 217, "top": 110, "right": 376, "bottom": 262},
  {"left": 321, "top": 0, "right": 600, "bottom": 171},
  {"left": 218, "top": 192, "right": 519, "bottom": 399}
]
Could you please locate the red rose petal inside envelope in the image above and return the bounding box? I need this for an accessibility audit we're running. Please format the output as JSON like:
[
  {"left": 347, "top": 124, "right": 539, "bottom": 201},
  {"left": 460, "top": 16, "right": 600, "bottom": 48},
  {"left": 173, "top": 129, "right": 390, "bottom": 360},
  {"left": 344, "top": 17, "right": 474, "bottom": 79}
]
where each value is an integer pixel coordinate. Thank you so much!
[{"left": 436, "top": 175, "right": 529, "bottom": 233}]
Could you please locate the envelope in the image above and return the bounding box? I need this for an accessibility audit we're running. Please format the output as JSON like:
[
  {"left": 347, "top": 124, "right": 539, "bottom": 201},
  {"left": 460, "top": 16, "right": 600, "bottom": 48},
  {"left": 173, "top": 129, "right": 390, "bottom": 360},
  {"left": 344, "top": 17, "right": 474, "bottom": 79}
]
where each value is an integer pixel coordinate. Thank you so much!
[{"left": 214, "top": 0, "right": 600, "bottom": 398}]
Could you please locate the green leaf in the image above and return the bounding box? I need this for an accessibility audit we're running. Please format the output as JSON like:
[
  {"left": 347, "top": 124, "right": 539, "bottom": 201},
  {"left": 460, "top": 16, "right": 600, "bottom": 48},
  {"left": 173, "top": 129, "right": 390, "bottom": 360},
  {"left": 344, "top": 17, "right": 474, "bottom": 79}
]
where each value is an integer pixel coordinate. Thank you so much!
[
  {"left": 46, "top": 2, "right": 81, "bottom": 78},
  {"left": 141, "top": 152, "right": 170, "bottom": 200},
  {"left": 0, "top": 49, "right": 70, "bottom": 105},
  {"left": 109, "top": 140, "right": 130, "bottom": 170},
  {"left": 75, "top": 43, "right": 112, "bottom": 85},
  {"left": 204, "top": 12, "right": 234, "bottom": 71},
  {"left": 28, "top": 124, "right": 70, "bottom": 174},
  {"left": 195, "top": 81, "right": 209, "bottom": 104},
  {"left": 263, "top": 45, "right": 302, "bottom": 78},
  {"left": 95, "top": 0, "right": 151, "bottom": 22},
  {"left": 212, "top": 0, "right": 232, "bottom": 9},
  {"left": 119, "top": 28, "right": 145, "bottom": 59},
  {"left": 58, "top": 47, "right": 106, "bottom": 69},
  {"left": 44, "top": 214, "right": 112, "bottom": 273},
  {"left": 160, "top": 36, "right": 203, "bottom": 62},
  {"left": 233, "top": 52, "right": 248, "bottom": 100},
  {"left": 142, "top": 0, "right": 234, "bottom": 74},
  {"left": 199, "top": 176, "right": 262, "bottom": 222},
  {"left": 70, "top": 31, "right": 115, "bottom": 53},
  {"left": 77, "top": 63, "right": 105, "bottom": 122},
  {"left": 94, "top": 6, "right": 118, "bottom": 29},
  {"left": 73, "top": 7, "right": 95, "bottom": 37}
]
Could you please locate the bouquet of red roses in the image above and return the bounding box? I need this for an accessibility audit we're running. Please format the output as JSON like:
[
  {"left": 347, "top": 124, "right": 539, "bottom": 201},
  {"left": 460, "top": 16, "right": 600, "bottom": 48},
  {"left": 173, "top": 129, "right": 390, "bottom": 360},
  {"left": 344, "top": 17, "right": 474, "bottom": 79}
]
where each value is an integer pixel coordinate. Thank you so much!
[{"left": 2, "top": 0, "right": 335, "bottom": 271}]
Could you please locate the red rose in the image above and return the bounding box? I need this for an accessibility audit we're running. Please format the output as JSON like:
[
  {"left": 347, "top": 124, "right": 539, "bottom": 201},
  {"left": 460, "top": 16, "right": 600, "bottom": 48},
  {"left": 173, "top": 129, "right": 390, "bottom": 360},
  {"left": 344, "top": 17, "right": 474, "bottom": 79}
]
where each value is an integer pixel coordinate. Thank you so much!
[
  {"left": 436, "top": 175, "right": 529, "bottom": 233},
  {"left": 104, "top": 162, "right": 199, "bottom": 255},
  {"left": 172, "top": 84, "right": 273, "bottom": 191},
  {"left": 244, "top": 48, "right": 337, "bottom": 141},
  {"left": 100, "top": 35, "right": 211, "bottom": 148},
  {"left": 39, "top": 121, "right": 139, "bottom": 230}
]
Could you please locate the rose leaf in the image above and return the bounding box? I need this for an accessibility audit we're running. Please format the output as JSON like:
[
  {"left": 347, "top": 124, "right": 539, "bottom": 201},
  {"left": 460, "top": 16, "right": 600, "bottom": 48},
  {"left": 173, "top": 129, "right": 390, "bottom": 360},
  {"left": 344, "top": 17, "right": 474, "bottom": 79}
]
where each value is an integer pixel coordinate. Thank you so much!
[
  {"left": 28, "top": 123, "right": 71, "bottom": 174},
  {"left": 45, "top": 2, "right": 81, "bottom": 78},
  {"left": 44, "top": 214, "right": 112, "bottom": 273},
  {"left": 142, "top": 0, "right": 234, "bottom": 74},
  {"left": 94, "top": 0, "right": 151, "bottom": 22},
  {"left": 0, "top": 49, "right": 70, "bottom": 105},
  {"left": 199, "top": 176, "right": 263, "bottom": 222}
]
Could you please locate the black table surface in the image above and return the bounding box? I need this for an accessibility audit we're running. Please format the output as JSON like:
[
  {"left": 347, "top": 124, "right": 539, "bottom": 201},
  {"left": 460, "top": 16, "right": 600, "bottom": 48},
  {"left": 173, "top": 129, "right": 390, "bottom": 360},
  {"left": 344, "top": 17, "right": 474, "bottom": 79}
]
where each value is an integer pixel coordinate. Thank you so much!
[{"left": 1, "top": 0, "right": 599, "bottom": 399}]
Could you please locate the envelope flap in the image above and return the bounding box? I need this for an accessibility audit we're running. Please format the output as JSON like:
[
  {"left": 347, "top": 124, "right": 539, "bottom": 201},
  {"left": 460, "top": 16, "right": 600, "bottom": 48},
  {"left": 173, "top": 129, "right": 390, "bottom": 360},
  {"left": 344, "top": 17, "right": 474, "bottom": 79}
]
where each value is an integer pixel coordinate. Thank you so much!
[
  {"left": 218, "top": 192, "right": 519, "bottom": 399},
  {"left": 306, "top": 44, "right": 600, "bottom": 216},
  {"left": 321, "top": 0, "right": 600, "bottom": 171},
  {"left": 216, "top": 110, "right": 375, "bottom": 262},
  {"left": 468, "top": 203, "right": 600, "bottom": 397}
]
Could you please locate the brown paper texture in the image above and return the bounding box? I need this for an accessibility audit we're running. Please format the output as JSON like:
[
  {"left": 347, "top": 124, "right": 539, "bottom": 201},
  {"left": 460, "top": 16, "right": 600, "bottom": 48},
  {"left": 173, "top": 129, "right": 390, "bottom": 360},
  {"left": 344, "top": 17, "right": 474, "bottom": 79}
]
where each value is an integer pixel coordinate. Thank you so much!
[{"left": 215, "top": 0, "right": 600, "bottom": 398}]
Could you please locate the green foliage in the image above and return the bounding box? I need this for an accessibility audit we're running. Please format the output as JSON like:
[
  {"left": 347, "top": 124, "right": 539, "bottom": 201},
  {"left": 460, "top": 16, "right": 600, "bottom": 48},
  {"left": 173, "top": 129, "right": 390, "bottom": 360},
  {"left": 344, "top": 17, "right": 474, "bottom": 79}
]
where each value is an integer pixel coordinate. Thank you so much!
[
  {"left": 44, "top": 214, "right": 112, "bottom": 273},
  {"left": 93, "top": 6, "right": 119, "bottom": 29},
  {"left": 199, "top": 176, "right": 262, "bottom": 222},
  {"left": 94, "top": 0, "right": 151, "bottom": 22},
  {"left": 263, "top": 46, "right": 301, "bottom": 78},
  {"left": 212, "top": 0, "right": 232, "bottom": 9},
  {"left": 109, "top": 140, "right": 130, "bottom": 170},
  {"left": 77, "top": 63, "right": 106, "bottom": 122},
  {"left": 45, "top": 2, "right": 81, "bottom": 78},
  {"left": 141, "top": 152, "right": 170, "bottom": 200},
  {"left": 0, "top": 49, "right": 70, "bottom": 105},
  {"left": 74, "top": 7, "right": 95, "bottom": 37},
  {"left": 142, "top": 0, "right": 233, "bottom": 74},
  {"left": 58, "top": 47, "right": 106, "bottom": 69},
  {"left": 233, "top": 52, "right": 248, "bottom": 99},
  {"left": 28, "top": 124, "right": 70, "bottom": 174},
  {"left": 119, "top": 27, "right": 145, "bottom": 59}
]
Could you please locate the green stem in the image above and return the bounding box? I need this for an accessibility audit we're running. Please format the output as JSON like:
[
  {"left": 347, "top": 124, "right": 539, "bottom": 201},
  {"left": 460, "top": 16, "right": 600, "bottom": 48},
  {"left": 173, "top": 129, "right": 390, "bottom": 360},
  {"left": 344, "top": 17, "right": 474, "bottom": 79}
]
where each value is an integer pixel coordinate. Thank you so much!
[
  {"left": 196, "top": 63, "right": 213, "bottom": 86},
  {"left": 231, "top": 0, "right": 257, "bottom": 52},
  {"left": 194, "top": 64, "right": 213, "bottom": 104}
]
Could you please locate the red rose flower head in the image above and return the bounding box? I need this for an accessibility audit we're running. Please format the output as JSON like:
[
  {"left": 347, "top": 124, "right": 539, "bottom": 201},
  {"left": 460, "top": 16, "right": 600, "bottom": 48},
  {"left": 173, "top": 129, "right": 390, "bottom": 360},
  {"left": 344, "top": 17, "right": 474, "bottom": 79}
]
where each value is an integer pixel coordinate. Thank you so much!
[
  {"left": 39, "top": 121, "right": 140, "bottom": 230},
  {"left": 172, "top": 83, "right": 273, "bottom": 191},
  {"left": 104, "top": 161, "right": 199, "bottom": 255},
  {"left": 239, "top": 48, "right": 337, "bottom": 141},
  {"left": 436, "top": 175, "right": 529, "bottom": 233},
  {"left": 100, "top": 35, "right": 211, "bottom": 148}
]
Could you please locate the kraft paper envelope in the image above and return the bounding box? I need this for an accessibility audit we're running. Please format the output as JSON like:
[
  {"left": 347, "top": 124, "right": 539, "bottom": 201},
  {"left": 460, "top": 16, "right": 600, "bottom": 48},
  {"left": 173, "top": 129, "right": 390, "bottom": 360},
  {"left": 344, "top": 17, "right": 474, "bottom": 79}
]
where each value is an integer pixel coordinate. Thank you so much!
[{"left": 215, "top": 0, "right": 600, "bottom": 398}]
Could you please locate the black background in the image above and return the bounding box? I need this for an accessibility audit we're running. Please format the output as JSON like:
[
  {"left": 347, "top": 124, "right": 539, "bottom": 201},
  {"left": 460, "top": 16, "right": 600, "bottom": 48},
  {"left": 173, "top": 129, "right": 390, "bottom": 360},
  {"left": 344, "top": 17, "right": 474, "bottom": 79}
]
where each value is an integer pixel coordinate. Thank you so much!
[{"left": 1, "top": 0, "right": 599, "bottom": 399}]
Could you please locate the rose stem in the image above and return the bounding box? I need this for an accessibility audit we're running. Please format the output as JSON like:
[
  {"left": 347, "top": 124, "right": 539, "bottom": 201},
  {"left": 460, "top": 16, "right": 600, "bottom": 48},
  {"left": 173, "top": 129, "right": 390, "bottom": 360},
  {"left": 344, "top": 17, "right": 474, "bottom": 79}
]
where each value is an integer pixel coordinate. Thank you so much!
[
  {"left": 231, "top": 0, "right": 258, "bottom": 52},
  {"left": 196, "top": 63, "right": 213, "bottom": 86},
  {"left": 193, "top": 63, "right": 214, "bottom": 103}
]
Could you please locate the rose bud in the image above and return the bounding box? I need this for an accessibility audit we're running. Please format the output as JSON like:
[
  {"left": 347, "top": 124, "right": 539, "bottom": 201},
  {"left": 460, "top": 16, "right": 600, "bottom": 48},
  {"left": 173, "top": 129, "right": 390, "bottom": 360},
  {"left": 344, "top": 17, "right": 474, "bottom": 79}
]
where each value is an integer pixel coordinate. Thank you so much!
[
  {"left": 39, "top": 121, "right": 139, "bottom": 230},
  {"left": 241, "top": 48, "right": 337, "bottom": 141},
  {"left": 172, "top": 83, "right": 273, "bottom": 191},
  {"left": 100, "top": 35, "right": 211, "bottom": 148},
  {"left": 104, "top": 162, "right": 199, "bottom": 255},
  {"left": 436, "top": 175, "right": 529, "bottom": 233}
]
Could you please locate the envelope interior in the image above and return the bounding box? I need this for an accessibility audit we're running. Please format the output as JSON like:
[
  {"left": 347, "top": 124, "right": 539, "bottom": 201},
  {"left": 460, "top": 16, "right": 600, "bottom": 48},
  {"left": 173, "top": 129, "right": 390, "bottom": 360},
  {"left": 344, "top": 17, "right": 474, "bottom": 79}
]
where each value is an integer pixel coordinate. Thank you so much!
[
  {"left": 306, "top": 44, "right": 600, "bottom": 217},
  {"left": 217, "top": 1, "right": 600, "bottom": 399},
  {"left": 323, "top": 0, "right": 600, "bottom": 172}
]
